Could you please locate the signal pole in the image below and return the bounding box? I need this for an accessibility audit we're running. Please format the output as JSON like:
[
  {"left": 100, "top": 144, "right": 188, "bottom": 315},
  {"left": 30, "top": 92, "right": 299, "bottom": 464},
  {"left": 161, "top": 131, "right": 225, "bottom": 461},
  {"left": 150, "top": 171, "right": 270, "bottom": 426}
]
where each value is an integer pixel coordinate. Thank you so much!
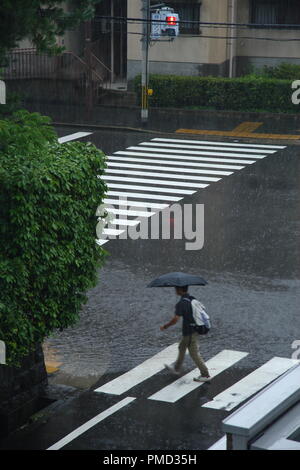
[{"left": 141, "top": 0, "right": 150, "bottom": 125}]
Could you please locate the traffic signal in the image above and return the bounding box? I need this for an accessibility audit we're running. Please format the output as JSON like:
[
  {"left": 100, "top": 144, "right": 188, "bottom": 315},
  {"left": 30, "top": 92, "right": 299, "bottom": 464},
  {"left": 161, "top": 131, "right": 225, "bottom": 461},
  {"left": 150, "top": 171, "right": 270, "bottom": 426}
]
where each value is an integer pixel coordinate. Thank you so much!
[{"left": 159, "top": 7, "right": 179, "bottom": 37}]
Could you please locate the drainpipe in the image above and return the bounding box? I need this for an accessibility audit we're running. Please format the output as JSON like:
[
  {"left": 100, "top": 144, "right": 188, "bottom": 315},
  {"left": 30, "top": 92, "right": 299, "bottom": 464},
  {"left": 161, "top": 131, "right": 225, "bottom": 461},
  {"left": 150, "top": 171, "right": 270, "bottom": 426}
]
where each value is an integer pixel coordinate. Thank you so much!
[{"left": 229, "top": 0, "right": 237, "bottom": 78}]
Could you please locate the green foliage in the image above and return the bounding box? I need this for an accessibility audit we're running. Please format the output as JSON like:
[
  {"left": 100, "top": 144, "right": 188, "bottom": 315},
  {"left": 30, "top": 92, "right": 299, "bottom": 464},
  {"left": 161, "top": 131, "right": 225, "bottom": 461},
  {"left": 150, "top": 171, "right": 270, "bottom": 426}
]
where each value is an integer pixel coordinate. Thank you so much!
[
  {"left": 0, "top": 90, "right": 22, "bottom": 118},
  {"left": 134, "top": 74, "right": 299, "bottom": 114},
  {"left": 0, "top": 0, "right": 102, "bottom": 64},
  {"left": 0, "top": 111, "right": 107, "bottom": 365},
  {"left": 260, "top": 62, "right": 300, "bottom": 80}
]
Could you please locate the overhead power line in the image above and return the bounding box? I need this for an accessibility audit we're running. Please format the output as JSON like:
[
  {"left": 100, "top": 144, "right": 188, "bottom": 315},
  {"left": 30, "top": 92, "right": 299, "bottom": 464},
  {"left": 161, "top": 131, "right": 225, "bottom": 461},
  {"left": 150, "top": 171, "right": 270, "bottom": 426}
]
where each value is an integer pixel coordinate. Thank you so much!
[
  {"left": 93, "top": 15, "right": 300, "bottom": 30},
  {"left": 127, "top": 31, "right": 300, "bottom": 42}
]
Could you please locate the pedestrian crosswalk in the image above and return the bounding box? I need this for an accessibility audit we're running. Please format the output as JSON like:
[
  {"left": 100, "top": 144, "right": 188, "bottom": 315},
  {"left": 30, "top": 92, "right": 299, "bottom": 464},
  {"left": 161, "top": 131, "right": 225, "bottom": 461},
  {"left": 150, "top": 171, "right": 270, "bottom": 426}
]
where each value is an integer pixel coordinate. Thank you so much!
[
  {"left": 94, "top": 345, "right": 298, "bottom": 408},
  {"left": 47, "top": 341, "right": 298, "bottom": 450},
  {"left": 97, "top": 137, "right": 286, "bottom": 246}
]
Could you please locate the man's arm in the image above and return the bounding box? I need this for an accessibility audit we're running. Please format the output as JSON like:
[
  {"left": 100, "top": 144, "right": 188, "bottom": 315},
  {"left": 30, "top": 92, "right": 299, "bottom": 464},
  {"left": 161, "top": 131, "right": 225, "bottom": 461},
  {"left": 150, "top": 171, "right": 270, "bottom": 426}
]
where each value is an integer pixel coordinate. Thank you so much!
[{"left": 160, "top": 315, "right": 180, "bottom": 331}]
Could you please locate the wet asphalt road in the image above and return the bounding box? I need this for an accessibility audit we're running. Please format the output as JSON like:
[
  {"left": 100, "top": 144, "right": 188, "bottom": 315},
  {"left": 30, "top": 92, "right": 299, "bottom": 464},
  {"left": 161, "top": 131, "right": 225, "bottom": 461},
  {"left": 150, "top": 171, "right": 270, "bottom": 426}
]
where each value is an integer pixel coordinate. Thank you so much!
[{"left": 1, "top": 127, "right": 300, "bottom": 450}]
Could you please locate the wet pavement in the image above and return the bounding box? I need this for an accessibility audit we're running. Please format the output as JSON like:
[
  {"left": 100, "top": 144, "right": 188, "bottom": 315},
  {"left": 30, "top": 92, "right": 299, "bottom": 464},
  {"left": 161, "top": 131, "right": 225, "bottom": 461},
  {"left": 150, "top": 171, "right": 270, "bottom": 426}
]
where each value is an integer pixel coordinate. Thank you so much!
[{"left": 1, "top": 127, "right": 300, "bottom": 450}]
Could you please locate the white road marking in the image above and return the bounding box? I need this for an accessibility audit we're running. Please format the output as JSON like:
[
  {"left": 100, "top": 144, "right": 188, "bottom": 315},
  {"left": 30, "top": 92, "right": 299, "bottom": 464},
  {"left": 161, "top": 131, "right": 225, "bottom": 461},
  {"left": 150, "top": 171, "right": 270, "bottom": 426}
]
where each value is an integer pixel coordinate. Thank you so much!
[
  {"left": 152, "top": 138, "right": 286, "bottom": 150},
  {"left": 130, "top": 146, "right": 267, "bottom": 159},
  {"left": 108, "top": 155, "right": 244, "bottom": 170},
  {"left": 105, "top": 168, "right": 221, "bottom": 182},
  {"left": 107, "top": 191, "right": 183, "bottom": 201},
  {"left": 141, "top": 141, "right": 276, "bottom": 154},
  {"left": 104, "top": 176, "right": 209, "bottom": 189},
  {"left": 148, "top": 350, "right": 248, "bottom": 403},
  {"left": 96, "top": 239, "right": 109, "bottom": 246},
  {"left": 202, "top": 357, "right": 298, "bottom": 411},
  {"left": 208, "top": 436, "right": 227, "bottom": 450},
  {"left": 102, "top": 228, "right": 125, "bottom": 236},
  {"left": 107, "top": 184, "right": 197, "bottom": 194},
  {"left": 105, "top": 208, "right": 155, "bottom": 217},
  {"left": 110, "top": 219, "right": 140, "bottom": 227},
  {"left": 115, "top": 151, "right": 255, "bottom": 165},
  {"left": 58, "top": 132, "right": 92, "bottom": 143},
  {"left": 104, "top": 199, "right": 169, "bottom": 209},
  {"left": 107, "top": 161, "right": 233, "bottom": 176},
  {"left": 94, "top": 343, "right": 180, "bottom": 395},
  {"left": 47, "top": 397, "right": 136, "bottom": 450}
]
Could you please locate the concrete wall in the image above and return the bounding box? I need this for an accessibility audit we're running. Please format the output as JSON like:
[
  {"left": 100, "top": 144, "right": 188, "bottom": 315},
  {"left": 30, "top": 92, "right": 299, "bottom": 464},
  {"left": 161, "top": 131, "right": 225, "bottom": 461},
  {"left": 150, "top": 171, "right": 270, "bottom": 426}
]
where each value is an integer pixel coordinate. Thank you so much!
[
  {"left": 0, "top": 345, "right": 48, "bottom": 439},
  {"left": 127, "top": 0, "right": 230, "bottom": 79}
]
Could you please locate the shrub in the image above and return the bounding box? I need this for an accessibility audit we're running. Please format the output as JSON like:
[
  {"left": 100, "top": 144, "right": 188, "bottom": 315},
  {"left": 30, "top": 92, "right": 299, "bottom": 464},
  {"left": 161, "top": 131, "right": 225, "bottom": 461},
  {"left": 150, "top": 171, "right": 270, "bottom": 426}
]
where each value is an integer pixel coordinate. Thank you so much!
[
  {"left": 134, "top": 74, "right": 298, "bottom": 113},
  {"left": 0, "top": 110, "right": 107, "bottom": 365}
]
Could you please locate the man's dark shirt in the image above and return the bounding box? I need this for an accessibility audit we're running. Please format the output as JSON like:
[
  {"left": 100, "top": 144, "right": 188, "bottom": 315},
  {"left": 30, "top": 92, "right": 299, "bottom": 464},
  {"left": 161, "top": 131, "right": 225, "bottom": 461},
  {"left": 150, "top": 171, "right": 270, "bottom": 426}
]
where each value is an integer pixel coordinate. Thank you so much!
[{"left": 175, "top": 293, "right": 196, "bottom": 336}]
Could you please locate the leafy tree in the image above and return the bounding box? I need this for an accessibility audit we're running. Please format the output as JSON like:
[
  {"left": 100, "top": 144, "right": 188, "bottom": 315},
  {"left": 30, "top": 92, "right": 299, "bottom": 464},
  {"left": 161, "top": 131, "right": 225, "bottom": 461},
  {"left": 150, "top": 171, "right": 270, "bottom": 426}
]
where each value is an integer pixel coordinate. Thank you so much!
[
  {"left": 0, "top": 110, "right": 108, "bottom": 365},
  {"left": 0, "top": 0, "right": 101, "bottom": 63}
]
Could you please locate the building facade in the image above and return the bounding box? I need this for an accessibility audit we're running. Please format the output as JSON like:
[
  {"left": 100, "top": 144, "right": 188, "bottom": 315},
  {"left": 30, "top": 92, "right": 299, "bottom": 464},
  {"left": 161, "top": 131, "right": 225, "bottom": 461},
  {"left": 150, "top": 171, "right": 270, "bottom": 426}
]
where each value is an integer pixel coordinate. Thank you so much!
[
  {"left": 127, "top": 0, "right": 300, "bottom": 81},
  {"left": 12, "top": 0, "right": 300, "bottom": 85}
]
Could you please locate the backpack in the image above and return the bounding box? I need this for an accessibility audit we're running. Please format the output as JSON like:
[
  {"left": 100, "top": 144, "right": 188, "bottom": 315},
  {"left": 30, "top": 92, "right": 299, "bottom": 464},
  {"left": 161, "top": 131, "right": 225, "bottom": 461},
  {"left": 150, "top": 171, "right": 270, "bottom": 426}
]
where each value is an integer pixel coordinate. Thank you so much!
[{"left": 184, "top": 297, "right": 211, "bottom": 335}]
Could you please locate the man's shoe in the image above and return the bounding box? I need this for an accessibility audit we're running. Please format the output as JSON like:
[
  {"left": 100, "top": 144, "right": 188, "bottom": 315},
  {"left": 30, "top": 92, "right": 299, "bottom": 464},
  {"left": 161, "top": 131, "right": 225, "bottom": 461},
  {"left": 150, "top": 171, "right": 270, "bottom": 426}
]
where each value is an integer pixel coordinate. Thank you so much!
[
  {"left": 164, "top": 364, "right": 181, "bottom": 376},
  {"left": 193, "top": 375, "right": 212, "bottom": 383}
]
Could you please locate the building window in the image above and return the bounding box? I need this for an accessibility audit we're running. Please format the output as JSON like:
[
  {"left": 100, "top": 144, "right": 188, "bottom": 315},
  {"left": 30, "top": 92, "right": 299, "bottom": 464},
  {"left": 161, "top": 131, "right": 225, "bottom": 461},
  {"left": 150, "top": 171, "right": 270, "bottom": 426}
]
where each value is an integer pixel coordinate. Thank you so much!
[
  {"left": 251, "top": 0, "right": 300, "bottom": 27},
  {"left": 151, "top": 1, "right": 201, "bottom": 35}
]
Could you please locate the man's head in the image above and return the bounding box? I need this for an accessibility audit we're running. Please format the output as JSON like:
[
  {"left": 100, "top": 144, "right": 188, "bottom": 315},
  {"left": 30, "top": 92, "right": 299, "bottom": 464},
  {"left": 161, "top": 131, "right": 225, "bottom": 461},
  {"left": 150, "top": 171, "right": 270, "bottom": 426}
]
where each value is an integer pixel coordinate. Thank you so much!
[{"left": 175, "top": 285, "right": 189, "bottom": 296}]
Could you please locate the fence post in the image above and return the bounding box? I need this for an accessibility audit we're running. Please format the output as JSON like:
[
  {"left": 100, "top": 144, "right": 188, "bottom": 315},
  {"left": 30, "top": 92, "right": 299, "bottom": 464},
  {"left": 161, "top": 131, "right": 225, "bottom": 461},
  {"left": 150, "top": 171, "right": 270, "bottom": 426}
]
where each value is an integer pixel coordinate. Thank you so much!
[
  {"left": 0, "top": 340, "right": 6, "bottom": 365},
  {"left": 0, "top": 80, "right": 6, "bottom": 104}
]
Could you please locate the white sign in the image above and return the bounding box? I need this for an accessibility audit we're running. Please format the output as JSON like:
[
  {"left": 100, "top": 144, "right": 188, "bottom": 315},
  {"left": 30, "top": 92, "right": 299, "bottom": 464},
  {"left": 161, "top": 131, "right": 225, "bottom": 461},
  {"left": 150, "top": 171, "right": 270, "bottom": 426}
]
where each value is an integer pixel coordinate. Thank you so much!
[
  {"left": 0, "top": 340, "right": 6, "bottom": 365},
  {"left": 0, "top": 80, "right": 6, "bottom": 104},
  {"left": 151, "top": 12, "right": 162, "bottom": 40}
]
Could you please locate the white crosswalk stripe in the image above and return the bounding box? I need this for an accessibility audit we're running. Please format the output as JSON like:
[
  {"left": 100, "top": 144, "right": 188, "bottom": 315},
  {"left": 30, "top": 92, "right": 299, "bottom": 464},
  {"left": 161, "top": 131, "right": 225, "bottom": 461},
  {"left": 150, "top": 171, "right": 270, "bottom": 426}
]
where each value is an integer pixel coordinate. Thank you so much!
[
  {"left": 96, "top": 138, "right": 286, "bottom": 246},
  {"left": 103, "top": 176, "right": 210, "bottom": 188},
  {"left": 94, "top": 343, "right": 180, "bottom": 395},
  {"left": 140, "top": 141, "right": 276, "bottom": 154},
  {"left": 114, "top": 151, "right": 256, "bottom": 165},
  {"left": 104, "top": 199, "right": 169, "bottom": 209},
  {"left": 148, "top": 350, "right": 249, "bottom": 403},
  {"left": 107, "top": 161, "right": 233, "bottom": 176},
  {"left": 107, "top": 183, "right": 197, "bottom": 194},
  {"left": 107, "top": 191, "right": 183, "bottom": 201},
  {"left": 128, "top": 146, "right": 267, "bottom": 159},
  {"left": 47, "top": 397, "right": 136, "bottom": 450},
  {"left": 152, "top": 138, "right": 285, "bottom": 149},
  {"left": 202, "top": 356, "right": 299, "bottom": 411},
  {"left": 108, "top": 155, "right": 245, "bottom": 170},
  {"left": 105, "top": 168, "right": 221, "bottom": 182},
  {"left": 58, "top": 132, "right": 92, "bottom": 143},
  {"left": 105, "top": 208, "right": 155, "bottom": 218}
]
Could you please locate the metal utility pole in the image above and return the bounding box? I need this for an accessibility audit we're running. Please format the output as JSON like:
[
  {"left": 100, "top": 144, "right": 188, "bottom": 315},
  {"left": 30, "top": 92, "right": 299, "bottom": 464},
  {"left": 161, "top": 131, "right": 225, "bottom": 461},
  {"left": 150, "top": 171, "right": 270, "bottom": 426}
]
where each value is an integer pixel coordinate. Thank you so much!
[
  {"left": 141, "top": 0, "right": 150, "bottom": 124},
  {"left": 84, "top": 20, "right": 93, "bottom": 119},
  {"left": 229, "top": 0, "right": 237, "bottom": 78}
]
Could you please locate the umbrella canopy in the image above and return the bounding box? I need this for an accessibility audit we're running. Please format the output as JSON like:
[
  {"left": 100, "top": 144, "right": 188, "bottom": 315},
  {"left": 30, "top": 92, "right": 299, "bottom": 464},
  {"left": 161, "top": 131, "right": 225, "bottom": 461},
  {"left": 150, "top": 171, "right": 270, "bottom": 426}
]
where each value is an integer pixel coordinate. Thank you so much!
[{"left": 147, "top": 272, "right": 207, "bottom": 288}]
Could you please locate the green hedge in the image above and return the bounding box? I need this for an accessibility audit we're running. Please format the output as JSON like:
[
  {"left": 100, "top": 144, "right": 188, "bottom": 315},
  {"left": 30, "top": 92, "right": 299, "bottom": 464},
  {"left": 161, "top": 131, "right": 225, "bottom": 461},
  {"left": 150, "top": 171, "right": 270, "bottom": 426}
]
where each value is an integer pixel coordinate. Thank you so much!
[
  {"left": 134, "top": 74, "right": 299, "bottom": 113},
  {"left": 0, "top": 110, "right": 107, "bottom": 365}
]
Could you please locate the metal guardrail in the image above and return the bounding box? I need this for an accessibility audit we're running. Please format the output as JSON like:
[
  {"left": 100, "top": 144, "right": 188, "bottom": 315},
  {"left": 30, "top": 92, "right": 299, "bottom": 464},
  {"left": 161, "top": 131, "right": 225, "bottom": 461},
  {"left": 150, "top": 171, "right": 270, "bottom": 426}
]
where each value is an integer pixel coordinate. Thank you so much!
[{"left": 222, "top": 362, "right": 300, "bottom": 450}]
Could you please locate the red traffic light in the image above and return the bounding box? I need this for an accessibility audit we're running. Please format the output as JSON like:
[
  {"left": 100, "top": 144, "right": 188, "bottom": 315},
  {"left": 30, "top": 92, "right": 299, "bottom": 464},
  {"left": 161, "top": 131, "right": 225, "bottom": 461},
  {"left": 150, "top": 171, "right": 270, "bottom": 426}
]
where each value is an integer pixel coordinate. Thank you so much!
[{"left": 166, "top": 16, "right": 177, "bottom": 26}]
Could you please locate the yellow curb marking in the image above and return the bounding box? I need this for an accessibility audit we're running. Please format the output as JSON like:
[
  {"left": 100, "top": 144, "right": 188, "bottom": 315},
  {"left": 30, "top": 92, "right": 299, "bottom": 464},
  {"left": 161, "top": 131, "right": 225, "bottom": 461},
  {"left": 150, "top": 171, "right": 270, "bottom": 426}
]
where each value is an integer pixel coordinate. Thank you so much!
[
  {"left": 231, "top": 122, "right": 263, "bottom": 133},
  {"left": 177, "top": 121, "right": 300, "bottom": 140},
  {"left": 45, "top": 360, "right": 63, "bottom": 374}
]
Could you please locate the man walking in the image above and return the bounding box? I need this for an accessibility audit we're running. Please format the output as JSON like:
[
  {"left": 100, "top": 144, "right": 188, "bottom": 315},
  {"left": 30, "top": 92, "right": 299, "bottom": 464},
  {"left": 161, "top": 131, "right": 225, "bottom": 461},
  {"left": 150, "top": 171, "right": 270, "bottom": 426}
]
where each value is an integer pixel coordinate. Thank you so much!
[{"left": 160, "top": 286, "right": 211, "bottom": 382}]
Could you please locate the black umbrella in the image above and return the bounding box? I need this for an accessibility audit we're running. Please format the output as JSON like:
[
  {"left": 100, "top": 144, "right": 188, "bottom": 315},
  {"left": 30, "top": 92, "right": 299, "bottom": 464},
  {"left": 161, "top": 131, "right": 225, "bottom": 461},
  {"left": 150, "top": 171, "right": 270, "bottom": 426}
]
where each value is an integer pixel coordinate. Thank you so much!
[{"left": 147, "top": 272, "right": 207, "bottom": 288}]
